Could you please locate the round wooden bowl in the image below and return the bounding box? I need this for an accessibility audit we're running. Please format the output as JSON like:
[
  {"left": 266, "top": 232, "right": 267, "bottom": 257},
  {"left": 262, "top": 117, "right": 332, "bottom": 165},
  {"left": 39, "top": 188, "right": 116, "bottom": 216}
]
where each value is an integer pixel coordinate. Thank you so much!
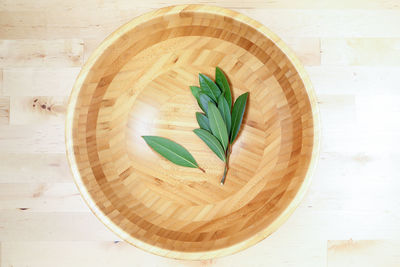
[{"left": 66, "top": 5, "right": 319, "bottom": 260}]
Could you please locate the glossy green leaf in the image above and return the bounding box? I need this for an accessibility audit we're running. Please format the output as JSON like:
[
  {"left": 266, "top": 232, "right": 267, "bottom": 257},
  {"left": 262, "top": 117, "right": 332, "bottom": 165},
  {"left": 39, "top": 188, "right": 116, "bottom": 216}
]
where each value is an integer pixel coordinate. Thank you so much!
[
  {"left": 230, "top": 92, "right": 249, "bottom": 142},
  {"left": 218, "top": 94, "right": 231, "bottom": 135},
  {"left": 142, "top": 136, "right": 199, "bottom": 168},
  {"left": 199, "top": 73, "right": 221, "bottom": 102},
  {"left": 190, "top": 86, "right": 201, "bottom": 101},
  {"left": 198, "top": 93, "right": 214, "bottom": 114},
  {"left": 194, "top": 129, "right": 226, "bottom": 162},
  {"left": 215, "top": 67, "right": 232, "bottom": 109},
  {"left": 207, "top": 102, "right": 229, "bottom": 151},
  {"left": 196, "top": 112, "right": 211, "bottom": 132}
]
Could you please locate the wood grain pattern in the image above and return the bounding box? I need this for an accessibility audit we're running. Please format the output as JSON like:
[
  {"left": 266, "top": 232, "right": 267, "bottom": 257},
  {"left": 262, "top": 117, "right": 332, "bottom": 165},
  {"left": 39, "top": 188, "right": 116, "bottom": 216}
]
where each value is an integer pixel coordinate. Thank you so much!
[
  {"left": 0, "top": 124, "right": 65, "bottom": 153},
  {"left": 2, "top": 0, "right": 400, "bottom": 266},
  {"left": 65, "top": 5, "right": 319, "bottom": 259},
  {"left": 1, "top": 239, "right": 326, "bottom": 267},
  {"left": 321, "top": 38, "right": 400, "bottom": 65},
  {"left": 0, "top": 212, "right": 117, "bottom": 241},
  {"left": 2, "top": 0, "right": 400, "bottom": 10},
  {"left": 2, "top": 10, "right": 400, "bottom": 40},
  {"left": 0, "top": 183, "right": 86, "bottom": 212},
  {"left": 0, "top": 40, "right": 84, "bottom": 67},
  {"left": 0, "top": 96, "right": 9, "bottom": 124},
  {"left": 0, "top": 153, "right": 73, "bottom": 183},
  {"left": 2, "top": 68, "right": 79, "bottom": 96},
  {"left": 328, "top": 240, "right": 400, "bottom": 267},
  {"left": 9, "top": 96, "right": 67, "bottom": 125}
]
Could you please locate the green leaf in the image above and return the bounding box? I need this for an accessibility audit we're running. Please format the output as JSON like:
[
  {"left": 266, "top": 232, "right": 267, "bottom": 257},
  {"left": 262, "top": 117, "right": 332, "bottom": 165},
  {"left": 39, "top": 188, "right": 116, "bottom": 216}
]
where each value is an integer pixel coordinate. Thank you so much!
[
  {"left": 218, "top": 94, "right": 231, "bottom": 135},
  {"left": 196, "top": 112, "right": 211, "bottom": 132},
  {"left": 190, "top": 86, "right": 201, "bottom": 101},
  {"left": 193, "top": 129, "right": 226, "bottom": 162},
  {"left": 207, "top": 102, "right": 229, "bottom": 151},
  {"left": 230, "top": 92, "right": 249, "bottom": 143},
  {"left": 198, "top": 93, "right": 214, "bottom": 114},
  {"left": 199, "top": 73, "right": 221, "bottom": 102},
  {"left": 215, "top": 67, "right": 232, "bottom": 109},
  {"left": 142, "top": 136, "right": 199, "bottom": 168}
]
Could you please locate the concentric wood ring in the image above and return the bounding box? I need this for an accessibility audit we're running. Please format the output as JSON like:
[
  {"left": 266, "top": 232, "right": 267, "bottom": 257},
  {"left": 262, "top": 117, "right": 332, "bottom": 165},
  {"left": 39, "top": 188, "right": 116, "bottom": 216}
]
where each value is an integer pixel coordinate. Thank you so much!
[{"left": 66, "top": 5, "right": 320, "bottom": 260}]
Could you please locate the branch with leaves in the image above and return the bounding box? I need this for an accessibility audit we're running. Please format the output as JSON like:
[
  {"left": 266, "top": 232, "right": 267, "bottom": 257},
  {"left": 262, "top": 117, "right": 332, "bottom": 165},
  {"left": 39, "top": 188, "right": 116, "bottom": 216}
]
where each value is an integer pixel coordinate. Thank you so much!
[
  {"left": 191, "top": 67, "right": 248, "bottom": 184},
  {"left": 142, "top": 67, "right": 248, "bottom": 185}
]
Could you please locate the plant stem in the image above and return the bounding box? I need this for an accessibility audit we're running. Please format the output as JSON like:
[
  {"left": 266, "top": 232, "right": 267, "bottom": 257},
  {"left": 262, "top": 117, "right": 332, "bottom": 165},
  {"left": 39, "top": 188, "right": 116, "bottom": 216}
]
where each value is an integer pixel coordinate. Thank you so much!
[
  {"left": 220, "top": 163, "right": 228, "bottom": 185},
  {"left": 220, "top": 145, "right": 231, "bottom": 185},
  {"left": 198, "top": 166, "right": 205, "bottom": 173}
]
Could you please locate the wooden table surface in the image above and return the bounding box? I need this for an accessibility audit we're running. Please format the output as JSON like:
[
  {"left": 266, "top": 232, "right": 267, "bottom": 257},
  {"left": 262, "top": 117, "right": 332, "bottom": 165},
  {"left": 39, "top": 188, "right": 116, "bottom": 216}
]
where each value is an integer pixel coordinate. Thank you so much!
[{"left": 1, "top": 1, "right": 400, "bottom": 266}]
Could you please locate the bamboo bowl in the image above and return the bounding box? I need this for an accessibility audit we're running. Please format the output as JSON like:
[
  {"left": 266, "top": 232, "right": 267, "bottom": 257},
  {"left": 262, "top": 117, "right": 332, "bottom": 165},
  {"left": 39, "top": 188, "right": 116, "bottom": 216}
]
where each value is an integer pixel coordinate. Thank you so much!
[{"left": 66, "top": 5, "right": 319, "bottom": 260}]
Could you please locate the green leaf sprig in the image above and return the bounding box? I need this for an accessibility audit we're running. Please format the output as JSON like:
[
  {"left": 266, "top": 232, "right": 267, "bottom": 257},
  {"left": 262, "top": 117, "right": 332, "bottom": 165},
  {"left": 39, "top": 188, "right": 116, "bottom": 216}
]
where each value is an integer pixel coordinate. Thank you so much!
[
  {"left": 141, "top": 67, "right": 248, "bottom": 185},
  {"left": 142, "top": 136, "right": 205, "bottom": 173},
  {"left": 192, "top": 67, "right": 248, "bottom": 184}
]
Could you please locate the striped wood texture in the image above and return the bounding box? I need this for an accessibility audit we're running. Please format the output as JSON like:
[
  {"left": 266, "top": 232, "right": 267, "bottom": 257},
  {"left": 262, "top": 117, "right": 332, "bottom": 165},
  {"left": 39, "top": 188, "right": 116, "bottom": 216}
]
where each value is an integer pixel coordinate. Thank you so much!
[
  {"left": 66, "top": 5, "right": 319, "bottom": 259},
  {"left": 2, "top": 0, "right": 400, "bottom": 266}
]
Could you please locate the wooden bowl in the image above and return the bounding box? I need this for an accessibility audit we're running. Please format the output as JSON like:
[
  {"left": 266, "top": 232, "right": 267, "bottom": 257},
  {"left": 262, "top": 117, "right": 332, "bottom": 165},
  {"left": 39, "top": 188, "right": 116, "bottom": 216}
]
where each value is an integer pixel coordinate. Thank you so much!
[{"left": 66, "top": 5, "right": 319, "bottom": 260}]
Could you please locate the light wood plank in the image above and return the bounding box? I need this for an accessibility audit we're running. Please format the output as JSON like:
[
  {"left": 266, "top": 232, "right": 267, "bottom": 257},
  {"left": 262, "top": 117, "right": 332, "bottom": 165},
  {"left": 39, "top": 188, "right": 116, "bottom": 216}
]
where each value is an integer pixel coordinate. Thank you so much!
[
  {"left": 83, "top": 39, "right": 103, "bottom": 63},
  {"left": 268, "top": 93, "right": 400, "bottom": 242},
  {"left": 2, "top": 10, "right": 400, "bottom": 39},
  {"left": 0, "top": 40, "right": 84, "bottom": 67},
  {"left": 241, "top": 10, "right": 400, "bottom": 38},
  {"left": 0, "top": 153, "right": 72, "bottom": 183},
  {"left": 2, "top": 68, "right": 79, "bottom": 96},
  {"left": 0, "top": 239, "right": 326, "bottom": 267},
  {"left": 317, "top": 93, "right": 400, "bottom": 154},
  {"left": 9, "top": 96, "right": 67, "bottom": 125},
  {"left": 0, "top": 10, "right": 143, "bottom": 40},
  {"left": 0, "top": 183, "right": 87, "bottom": 212},
  {"left": 1, "top": 242, "right": 155, "bottom": 267},
  {"left": 0, "top": 1, "right": 399, "bottom": 265},
  {"left": 0, "top": 124, "right": 64, "bottom": 153},
  {"left": 317, "top": 94, "right": 356, "bottom": 131},
  {"left": 0, "top": 96, "right": 9, "bottom": 124},
  {"left": 272, "top": 202, "right": 400, "bottom": 243},
  {"left": 0, "top": 241, "right": 193, "bottom": 267},
  {"left": 0, "top": 68, "right": 3, "bottom": 94},
  {"left": 328, "top": 240, "right": 400, "bottom": 267},
  {"left": 307, "top": 151, "right": 400, "bottom": 213},
  {"left": 273, "top": 149, "right": 400, "bottom": 242},
  {"left": 0, "top": 212, "right": 117, "bottom": 241},
  {"left": 321, "top": 38, "right": 400, "bottom": 65},
  {"left": 1, "top": 0, "right": 399, "bottom": 10},
  {"left": 356, "top": 95, "right": 400, "bottom": 133},
  {"left": 283, "top": 37, "right": 321, "bottom": 66},
  {"left": 307, "top": 66, "right": 400, "bottom": 95},
  {"left": 214, "top": 237, "right": 325, "bottom": 267}
]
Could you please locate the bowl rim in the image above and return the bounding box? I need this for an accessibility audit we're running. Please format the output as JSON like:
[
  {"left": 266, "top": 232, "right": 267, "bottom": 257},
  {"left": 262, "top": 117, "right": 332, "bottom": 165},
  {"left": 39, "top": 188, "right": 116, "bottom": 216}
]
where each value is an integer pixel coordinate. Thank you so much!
[{"left": 65, "top": 4, "right": 321, "bottom": 260}]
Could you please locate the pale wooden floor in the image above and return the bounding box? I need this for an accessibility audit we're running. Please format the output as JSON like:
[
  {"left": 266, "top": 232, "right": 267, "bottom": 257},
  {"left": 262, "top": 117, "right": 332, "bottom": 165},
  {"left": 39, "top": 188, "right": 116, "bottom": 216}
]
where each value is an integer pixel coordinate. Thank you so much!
[{"left": 1, "top": 1, "right": 400, "bottom": 266}]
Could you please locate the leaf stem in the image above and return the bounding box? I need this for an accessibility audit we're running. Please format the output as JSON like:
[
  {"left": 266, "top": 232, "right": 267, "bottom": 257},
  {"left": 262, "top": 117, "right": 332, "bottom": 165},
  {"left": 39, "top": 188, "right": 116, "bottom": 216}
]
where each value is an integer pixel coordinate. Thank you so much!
[
  {"left": 220, "top": 163, "right": 228, "bottom": 185},
  {"left": 198, "top": 166, "right": 206, "bottom": 173},
  {"left": 220, "top": 145, "right": 231, "bottom": 185}
]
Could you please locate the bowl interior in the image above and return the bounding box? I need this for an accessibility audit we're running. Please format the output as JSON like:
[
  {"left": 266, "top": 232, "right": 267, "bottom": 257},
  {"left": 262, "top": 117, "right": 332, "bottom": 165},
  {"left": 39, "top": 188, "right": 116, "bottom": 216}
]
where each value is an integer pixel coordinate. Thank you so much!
[{"left": 68, "top": 6, "right": 316, "bottom": 259}]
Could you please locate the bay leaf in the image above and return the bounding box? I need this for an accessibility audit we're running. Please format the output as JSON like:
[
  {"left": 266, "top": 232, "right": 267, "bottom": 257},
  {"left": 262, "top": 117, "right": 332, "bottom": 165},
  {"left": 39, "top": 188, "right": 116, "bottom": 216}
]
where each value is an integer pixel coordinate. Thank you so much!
[
  {"left": 194, "top": 129, "right": 226, "bottom": 162},
  {"left": 142, "top": 136, "right": 199, "bottom": 169},
  {"left": 190, "top": 86, "right": 201, "bottom": 101},
  {"left": 198, "top": 93, "right": 214, "bottom": 114},
  {"left": 196, "top": 112, "right": 211, "bottom": 132},
  {"left": 199, "top": 73, "right": 221, "bottom": 102},
  {"left": 218, "top": 94, "right": 231, "bottom": 135},
  {"left": 215, "top": 67, "right": 232, "bottom": 109},
  {"left": 230, "top": 92, "right": 249, "bottom": 142},
  {"left": 207, "top": 102, "right": 229, "bottom": 150}
]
